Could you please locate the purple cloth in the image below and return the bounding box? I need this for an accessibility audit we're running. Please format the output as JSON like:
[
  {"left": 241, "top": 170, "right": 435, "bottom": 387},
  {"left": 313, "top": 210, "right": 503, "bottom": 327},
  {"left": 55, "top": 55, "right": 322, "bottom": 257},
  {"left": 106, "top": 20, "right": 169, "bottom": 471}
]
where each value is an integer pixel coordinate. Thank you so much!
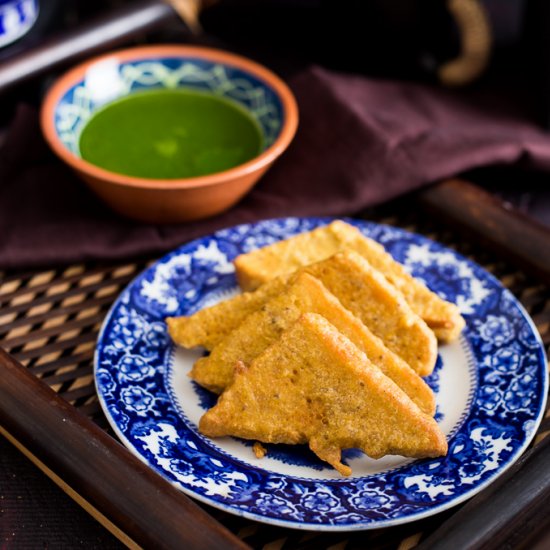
[{"left": 1, "top": 65, "right": 550, "bottom": 269}]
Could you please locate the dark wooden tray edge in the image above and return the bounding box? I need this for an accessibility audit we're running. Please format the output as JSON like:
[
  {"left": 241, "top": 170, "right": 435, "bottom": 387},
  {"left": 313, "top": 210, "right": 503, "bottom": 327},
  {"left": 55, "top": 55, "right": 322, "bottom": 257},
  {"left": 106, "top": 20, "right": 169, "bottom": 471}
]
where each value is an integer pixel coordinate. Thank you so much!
[
  {"left": 415, "top": 178, "right": 550, "bottom": 286},
  {"left": 0, "top": 347, "right": 248, "bottom": 550}
]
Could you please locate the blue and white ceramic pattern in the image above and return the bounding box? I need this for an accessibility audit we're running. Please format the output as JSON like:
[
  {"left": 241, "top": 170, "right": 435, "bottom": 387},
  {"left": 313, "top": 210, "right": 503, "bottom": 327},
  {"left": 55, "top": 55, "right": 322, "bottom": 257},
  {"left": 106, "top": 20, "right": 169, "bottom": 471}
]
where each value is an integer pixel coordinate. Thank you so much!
[
  {"left": 94, "top": 218, "right": 548, "bottom": 530},
  {"left": 0, "top": 0, "right": 38, "bottom": 48},
  {"left": 53, "top": 54, "right": 282, "bottom": 156}
]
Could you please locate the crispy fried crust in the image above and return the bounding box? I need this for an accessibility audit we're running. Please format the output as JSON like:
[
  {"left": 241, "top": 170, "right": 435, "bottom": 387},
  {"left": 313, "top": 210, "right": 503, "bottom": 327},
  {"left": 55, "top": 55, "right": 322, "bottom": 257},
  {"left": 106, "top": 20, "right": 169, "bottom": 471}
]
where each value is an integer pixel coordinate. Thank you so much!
[
  {"left": 233, "top": 222, "right": 344, "bottom": 291},
  {"left": 329, "top": 221, "right": 465, "bottom": 342},
  {"left": 233, "top": 220, "right": 465, "bottom": 342},
  {"left": 253, "top": 442, "right": 267, "bottom": 459},
  {"left": 166, "top": 277, "right": 288, "bottom": 350},
  {"left": 301, "top": 252, "right": 437, "bottom": 376},
  {"left": 191, "top": 272, "right": 435, "bottom": 414},
  {"left": 199, "top": 314, "right": 447, "bottom": 476}
]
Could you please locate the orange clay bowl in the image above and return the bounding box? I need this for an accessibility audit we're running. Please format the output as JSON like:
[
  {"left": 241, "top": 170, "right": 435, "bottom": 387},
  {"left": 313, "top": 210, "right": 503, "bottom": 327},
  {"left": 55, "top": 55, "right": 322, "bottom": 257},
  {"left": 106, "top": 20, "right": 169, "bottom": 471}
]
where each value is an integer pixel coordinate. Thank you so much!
[{"left": 41, "top": 45, "right": 298, "bottom": 224}]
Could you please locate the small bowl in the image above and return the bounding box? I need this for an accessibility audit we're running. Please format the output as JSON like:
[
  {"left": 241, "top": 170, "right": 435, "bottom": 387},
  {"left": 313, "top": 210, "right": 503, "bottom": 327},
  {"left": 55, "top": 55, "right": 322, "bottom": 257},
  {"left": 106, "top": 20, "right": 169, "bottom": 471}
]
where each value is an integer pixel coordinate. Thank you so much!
[{"left": 41, "top": 45, "right": 298, "bottom": 223}]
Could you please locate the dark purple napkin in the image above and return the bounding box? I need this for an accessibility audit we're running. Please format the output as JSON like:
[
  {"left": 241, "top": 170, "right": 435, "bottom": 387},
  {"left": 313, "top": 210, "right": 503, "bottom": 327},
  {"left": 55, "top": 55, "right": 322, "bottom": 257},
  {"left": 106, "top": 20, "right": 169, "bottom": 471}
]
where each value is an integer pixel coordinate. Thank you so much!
[{"left": 2, "top": 65, "right": 550, "bottom": 270}]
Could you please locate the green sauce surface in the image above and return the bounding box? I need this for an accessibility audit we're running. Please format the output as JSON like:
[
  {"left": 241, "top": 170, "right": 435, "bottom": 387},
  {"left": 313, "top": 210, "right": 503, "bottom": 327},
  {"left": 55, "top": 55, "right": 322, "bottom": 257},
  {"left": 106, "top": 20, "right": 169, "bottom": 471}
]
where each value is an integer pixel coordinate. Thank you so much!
[{"left": 79, "top": 89, "right": 263, "bottom": 179}]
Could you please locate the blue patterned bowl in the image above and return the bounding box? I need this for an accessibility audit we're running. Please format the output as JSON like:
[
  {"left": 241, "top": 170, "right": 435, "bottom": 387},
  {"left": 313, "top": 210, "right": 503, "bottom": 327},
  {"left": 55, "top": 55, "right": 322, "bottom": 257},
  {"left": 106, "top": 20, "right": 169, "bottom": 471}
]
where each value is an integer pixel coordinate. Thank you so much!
[{"left": 41, "top": 45, "right": 298, "bottom": 223}]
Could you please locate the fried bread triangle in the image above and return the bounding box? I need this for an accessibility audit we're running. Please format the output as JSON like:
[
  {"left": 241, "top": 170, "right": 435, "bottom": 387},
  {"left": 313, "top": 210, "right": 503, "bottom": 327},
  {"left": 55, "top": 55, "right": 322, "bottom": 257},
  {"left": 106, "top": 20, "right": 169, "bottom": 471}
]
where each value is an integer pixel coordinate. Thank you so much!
[
  {"left": 233, "top": 220, "right": 464, "bottom": 342},
  {"left": 167, "top": 277, "right": 287, "bottom": 351},
  {"left": 170, "top": 250, "right": 437, "bottom": 376},
  {"left": 190, "top": 272, "right": 435, "bottom": 415},
  {"left": 300, "top": 251, "right": 437, "bottom": 376},
  {"left": 199, "top": 313, "right": 447, "bottom": 476}
]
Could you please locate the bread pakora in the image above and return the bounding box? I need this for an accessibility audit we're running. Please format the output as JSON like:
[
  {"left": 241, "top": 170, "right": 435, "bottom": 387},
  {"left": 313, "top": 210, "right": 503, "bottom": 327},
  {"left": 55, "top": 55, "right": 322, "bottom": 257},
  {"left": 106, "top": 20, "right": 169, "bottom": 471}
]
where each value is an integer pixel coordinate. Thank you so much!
[
  {"left": 191, "top": 272, "right": 435, "bottom": 414},
  {"left": 166, "top": 277, "right": 287, "bottom": 351},
  {"left": 169, "top": 250, "right": 437, "bottom": 376},
  {"left": 199, "top": 313, "right": 448, "bottom": 476},
  {"left": 302, "top": 251, "right": 437, "bottom": 376},
  {"left": 233, "top": 220, "right": 464, "bottom": 342}
]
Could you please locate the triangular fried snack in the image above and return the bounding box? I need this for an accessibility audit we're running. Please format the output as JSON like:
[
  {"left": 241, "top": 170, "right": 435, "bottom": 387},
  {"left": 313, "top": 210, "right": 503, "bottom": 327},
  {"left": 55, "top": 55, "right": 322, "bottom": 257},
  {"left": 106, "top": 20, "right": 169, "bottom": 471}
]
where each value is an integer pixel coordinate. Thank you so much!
[
  {"left": 328, "top": 221, "right": 465, "bottom": 342},
  {"left": 170, "top": 251, "right": 436, "bottom": 377},
  {"left": 233, "top": 220, "right": 464, "bottom": 342},
  {"left": 199, "top": 313, "right": 448, "bottom": 476},
  {"left": 166, "top": 277, "right": 287, "bottom": 351},
  {"left": 301, "top": 251, "right": 437, "bottom": 376},
  {"left": 190, "top": 272, "right": 435, "bottom": 415}
]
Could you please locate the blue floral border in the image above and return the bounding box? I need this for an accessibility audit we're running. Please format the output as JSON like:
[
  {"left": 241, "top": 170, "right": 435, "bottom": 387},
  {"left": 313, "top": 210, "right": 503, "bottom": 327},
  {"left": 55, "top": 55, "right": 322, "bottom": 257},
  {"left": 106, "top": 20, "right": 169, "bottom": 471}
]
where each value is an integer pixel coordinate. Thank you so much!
[{"left": 94, "top": 217, "right": 548, "bottom": 530}]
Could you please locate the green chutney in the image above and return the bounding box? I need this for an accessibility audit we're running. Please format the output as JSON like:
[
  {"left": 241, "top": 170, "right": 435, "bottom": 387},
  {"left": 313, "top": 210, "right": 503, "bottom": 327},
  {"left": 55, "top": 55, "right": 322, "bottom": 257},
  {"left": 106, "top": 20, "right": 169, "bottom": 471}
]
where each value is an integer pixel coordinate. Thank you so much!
[{"left": 78, "top": 89, "right": 263, "bottom": 179}]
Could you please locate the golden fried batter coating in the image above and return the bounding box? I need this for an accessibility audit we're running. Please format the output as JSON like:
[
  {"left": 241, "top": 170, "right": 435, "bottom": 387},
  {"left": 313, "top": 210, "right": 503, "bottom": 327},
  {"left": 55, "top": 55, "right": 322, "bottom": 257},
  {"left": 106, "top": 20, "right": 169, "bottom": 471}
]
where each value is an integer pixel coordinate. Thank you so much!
[
  {"left": 233, "top": 223, "right": 344, "bottom": 291},
  {"left": 191, "top": 272, "right": 435, "bottom": 414},
  {"left": 253, "top": 442, "right": 267, "bottom": 459},
  {"left": 233, "top": 220, "right": 464, "bottom": 342},
  {"left": 301, "top": 252, "right": 437, "bottom": 376},
  {"left": 166, "top": 277, "right": 287, "bottom": 351},
  {"left": 329, "top": 221, "right": 465, "bottom": 342},
  {"left": 199, "top": 314, "right": 447, "bottom": 476}
]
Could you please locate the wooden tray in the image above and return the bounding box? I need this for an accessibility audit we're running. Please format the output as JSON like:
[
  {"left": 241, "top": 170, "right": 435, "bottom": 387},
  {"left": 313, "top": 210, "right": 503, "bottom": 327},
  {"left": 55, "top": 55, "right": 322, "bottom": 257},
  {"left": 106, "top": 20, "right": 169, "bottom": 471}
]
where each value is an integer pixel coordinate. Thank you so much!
[{"left": 1, "top": 179, "right": 549, "bottom": 549}]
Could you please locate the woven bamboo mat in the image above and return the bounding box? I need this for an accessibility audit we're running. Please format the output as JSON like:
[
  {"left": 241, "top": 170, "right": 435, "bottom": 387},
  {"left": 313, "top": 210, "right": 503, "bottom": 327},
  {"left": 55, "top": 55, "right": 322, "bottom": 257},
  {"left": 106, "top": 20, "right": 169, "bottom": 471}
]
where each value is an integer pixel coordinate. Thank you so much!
[{"left": 1, "top": 207, "right": 549, "bottom": 549}]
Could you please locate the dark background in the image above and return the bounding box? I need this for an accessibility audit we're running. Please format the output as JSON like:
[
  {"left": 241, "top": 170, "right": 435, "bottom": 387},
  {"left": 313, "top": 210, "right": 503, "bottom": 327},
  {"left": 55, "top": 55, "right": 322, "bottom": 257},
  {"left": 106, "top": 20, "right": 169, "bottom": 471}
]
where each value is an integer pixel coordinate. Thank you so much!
[{"left": 2, "top": 0, "right": 550, "bottom": 226}]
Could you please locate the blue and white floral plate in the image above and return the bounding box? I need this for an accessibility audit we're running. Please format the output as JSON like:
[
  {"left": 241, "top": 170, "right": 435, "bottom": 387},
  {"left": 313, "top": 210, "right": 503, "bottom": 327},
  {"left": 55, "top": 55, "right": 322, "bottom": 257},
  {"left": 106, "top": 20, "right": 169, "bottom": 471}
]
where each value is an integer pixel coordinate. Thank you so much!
[{"left": 94, "top": 217, "right": 548, "bottom": 530}]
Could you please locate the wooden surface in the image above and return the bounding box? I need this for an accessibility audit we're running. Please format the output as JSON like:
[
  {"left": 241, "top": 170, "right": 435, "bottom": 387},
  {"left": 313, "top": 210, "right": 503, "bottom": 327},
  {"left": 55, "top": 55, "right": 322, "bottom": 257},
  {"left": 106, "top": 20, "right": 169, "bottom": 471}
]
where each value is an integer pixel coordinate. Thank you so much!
[
  {"left": 417, "top": 179, "right": 550, "bottom": 286},
  {"left": 0, "top": 180, "right": 549, "bottom": 548},
  {"left": 0, "top": 346, "right": 247, "bottom": 549}
]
